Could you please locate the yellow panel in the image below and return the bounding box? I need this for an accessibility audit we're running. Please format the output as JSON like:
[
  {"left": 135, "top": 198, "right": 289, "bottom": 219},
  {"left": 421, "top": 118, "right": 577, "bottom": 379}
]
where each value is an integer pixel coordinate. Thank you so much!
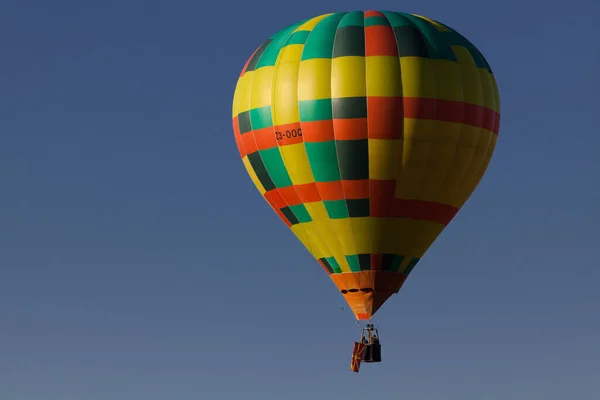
[
  {"left": 459, "top": 130, "right": 494, "bottom": 195},
  {"left": 368, "top": 139, "right": 402, "bottom": 180},
  {"left": 298, "top": 59, "right": 332, "bottom": 100},
  {"left": 431, "top": 59, "right": 462, "bottom": 102},
  {"left": 452, "top": 46, "right": 475, "bottom": 65},
  {"left": 291, "top": 222, "right": 328, "bottom": 259},
  {"left": 273, "top": 60, "right": 301, "bottom": 125},
  {"left": 478, "top": 69, "right": 496, "bottom": 112},
  {"left": 278, "top": 44, "right": 304, "bottom": 63},
  {"left": 349, "top": 218, "right": 380, "bottom": 254},
  {"left": 381, "top": 218, "right": 445, "bottom": 256},
  {"left": 242, "top": 155, "right": 266, "bottom": 195},
  {"left": 233, "top": 72, "right": 254, "bottom": 115},
  {"left": 329, "top": 218, "right": 357, "bottom": 255},
  {"left": 457, "top": 62, "right": 484, "bottom": 107},
  {"left": 279, "top": 143, "right": 314, "bottom": 185},
  {"left": 297, "top": 13, "right": 331, "bottom": 30},
  {"left": 396, "top": 137, "right": 431, "bottom": 200},
  {"left": 418, "top": 140, "right": 458, "bottom": 202},
  {"left": 304, "top": 202, "right": 351, "bottom": 272},
  {"left": 404, "top": 118, "right": 437, "bottom": 142},
  {"left": 399, "top": 57, "right": 436, "bottom": 98},
  {"left": 412, "top": 14, "right": 450, "bottom": 31},
  {"left": 331, "top": 56, "right": 366, "bottom": 98},
  {"left": 249, "top": 66, "right": 274, "bottom": 109},
  {"left": 438, "top": 145, "right": 477, "bottom": 207},
  {"left": 365, "top": 56, "right": 402, "bottom": 97}
]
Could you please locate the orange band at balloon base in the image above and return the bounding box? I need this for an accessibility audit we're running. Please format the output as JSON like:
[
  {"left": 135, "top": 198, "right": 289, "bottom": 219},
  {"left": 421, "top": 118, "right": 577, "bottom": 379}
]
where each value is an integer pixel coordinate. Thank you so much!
[{"left": 330, "top": 271, "right": 408, "bottom": 320}]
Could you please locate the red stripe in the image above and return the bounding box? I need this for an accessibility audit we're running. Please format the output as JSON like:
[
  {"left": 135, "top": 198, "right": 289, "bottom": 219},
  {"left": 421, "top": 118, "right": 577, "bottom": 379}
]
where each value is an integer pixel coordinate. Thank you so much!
[
  {"left": 262, "top": 179, "right": 459, "bottom": 225},
  {"left": 364, "top": 10, "right": 382, "bottom": 17},
  {"left": 367, "top": 97, "right": 403, "bottom": 139},
  {"left": 370, "top": 180, "right": 458, "bottom": 224},
  {"left": 403, "top": 97, "right": 500, "bottom": 134}
]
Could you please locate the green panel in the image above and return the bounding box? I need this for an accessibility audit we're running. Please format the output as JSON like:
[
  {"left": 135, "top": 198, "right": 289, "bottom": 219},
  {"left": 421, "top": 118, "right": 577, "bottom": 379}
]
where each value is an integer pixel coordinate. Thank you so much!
[
  {"left": 298, "top": 99, "right": 333, "bottom": 122},
  {"left": 289, "top": 204, "right": 312, "bottom": 223},
  {"left": 390, "top": 255, "right": 406, "bottom": 272},
  {"left": 247, "top": 151, "right": 276, "bottom": 192},
  {"left": 319, "top": 257, "right": 334, "bottom": 273},
  {"left": 287, "top": 30, "right": 310, "bottom": 45},
  {"left": 324, "top": 199, "right": 349, "bottom": 219},
  {"left": 245, "top": 39, "right": 272, "bottom": 73},
  {"left": 301, "top": 13, "right": 345, "bottom": 60},
  {"left": 336, "top": 139, "right": 369, "bottom": 180},
  {"left": 332, "top": 25, "right": 365, "bottom": 58},
  {"left": 331, "top": 97, "right": 367, "bottom": 119},
  {"left": 443, "top": 30, "right": 491, "bottom": 70},
  {"left": 337, "top": 11, "right": 364, "bottom": 28},
  {"left": 393, "top": 26, "right": 430, "bottom": 58},
  {"left": 326, "top": 256, "right": 342, "bottom": 274},
  {"left": 249, "top": 106, "right": 272, "bottom": 130},
  {"left": 357, "top": 254, "right": 371, "bottom": 271},
  {"left": 346, "top": 199, "right": 369, "bottom": 217},
  {"left": 256, "top": 21, "right": 304, "bottom": 68},
  {"left": 365, "top": 16, "right": 389, "bottom": 27},
  {"left": 397, "top": 13, "right": 456, "bottom": 61},
  {"left": 259, "top": 148, "right": 293, "bottom": 188},
  {"left": 304, "top": 141, "right": 341, "bottom": 182},
  {"left": 381, "top": 11, "right": 419, "bottom": 28},
  {"left": 404, "top": 257, "right": 420, "bottom": 274},
  {"left": 237, "top": 110, "right": 252, "bottom": 134},
  {"left": 345, "top": 254, "right": 361, "bottom": 272},
  {"left": 280, "top": 206, "right": 299, "bottom": 225}
]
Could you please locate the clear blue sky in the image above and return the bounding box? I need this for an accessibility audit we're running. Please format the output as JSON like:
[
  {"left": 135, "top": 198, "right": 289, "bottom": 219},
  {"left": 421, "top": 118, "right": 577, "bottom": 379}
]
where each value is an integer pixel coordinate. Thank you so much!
[{"left": 1, "top": 0, "right": 599, "bottom": 399}]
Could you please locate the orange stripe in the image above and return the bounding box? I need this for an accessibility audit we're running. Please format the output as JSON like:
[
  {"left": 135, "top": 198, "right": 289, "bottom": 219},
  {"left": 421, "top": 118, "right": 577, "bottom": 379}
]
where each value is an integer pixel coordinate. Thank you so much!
[
  {"left": 263, "top": 180, "right": 458, "bottom": 224},
  {"left": 296, "top": 182, "right": 321, "bottom": 203},
  {"left": 316, "top": 181, "right": 345, "bottom": 201},
  {"left": 278, "top": 186, "right": 302, "bottom": 206},
  {"left": 264, "top": 189, "right": 287, "bottom": 209},
  {"left": 333, "top": 118, "right": 368, "bottom": 140},
  {"left": 342, "top": 179, "right": 369, "bottom": 199},
  {"left": 253, "top": 127, "right": 276, "bottom": 151},
  {"left": 301, "top": 120, "right": 335, "bottom": 142},
  {"left": 275, "top": 122, "right": 304, "bottom": 146},
  {"left": 241, "top": 131, "right": 258, "bottom": 154},
  {"left": 365, "top": 25, "right": 397, "bottom": 57},
  {"left": 233, "top": 118, "right": 246, "bottom": 157}
]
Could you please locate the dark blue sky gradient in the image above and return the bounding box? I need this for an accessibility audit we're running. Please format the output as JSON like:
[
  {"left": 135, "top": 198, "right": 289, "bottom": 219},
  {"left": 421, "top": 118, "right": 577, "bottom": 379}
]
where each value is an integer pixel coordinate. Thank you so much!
[{"left": 1, "top": 0, "right": 599, "bottom": 399}]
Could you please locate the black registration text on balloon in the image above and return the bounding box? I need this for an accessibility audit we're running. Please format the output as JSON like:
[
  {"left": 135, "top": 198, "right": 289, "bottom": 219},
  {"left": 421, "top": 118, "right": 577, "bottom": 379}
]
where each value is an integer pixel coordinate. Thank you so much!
[{"left": 275, "top": 128, "right": 302, "bottom": 140}]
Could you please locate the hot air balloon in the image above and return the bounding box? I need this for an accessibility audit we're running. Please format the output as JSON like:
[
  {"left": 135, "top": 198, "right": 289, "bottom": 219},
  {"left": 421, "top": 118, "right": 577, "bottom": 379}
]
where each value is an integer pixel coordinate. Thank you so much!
[{"left": 231, "top": 10, "right": 500, "bottom": 371}]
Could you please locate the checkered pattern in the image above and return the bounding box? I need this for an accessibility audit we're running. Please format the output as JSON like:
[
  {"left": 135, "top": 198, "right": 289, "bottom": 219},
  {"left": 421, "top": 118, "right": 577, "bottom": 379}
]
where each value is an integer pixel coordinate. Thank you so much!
[{"left": 232, "top": 11, "right": 501, "bottom": 320}]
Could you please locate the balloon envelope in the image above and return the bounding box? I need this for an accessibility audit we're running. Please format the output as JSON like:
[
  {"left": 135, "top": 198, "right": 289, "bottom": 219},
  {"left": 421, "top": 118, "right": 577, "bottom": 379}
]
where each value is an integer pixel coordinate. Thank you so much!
[{"left": 232, "top": 10, "right": 500, "bottom": 320}]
